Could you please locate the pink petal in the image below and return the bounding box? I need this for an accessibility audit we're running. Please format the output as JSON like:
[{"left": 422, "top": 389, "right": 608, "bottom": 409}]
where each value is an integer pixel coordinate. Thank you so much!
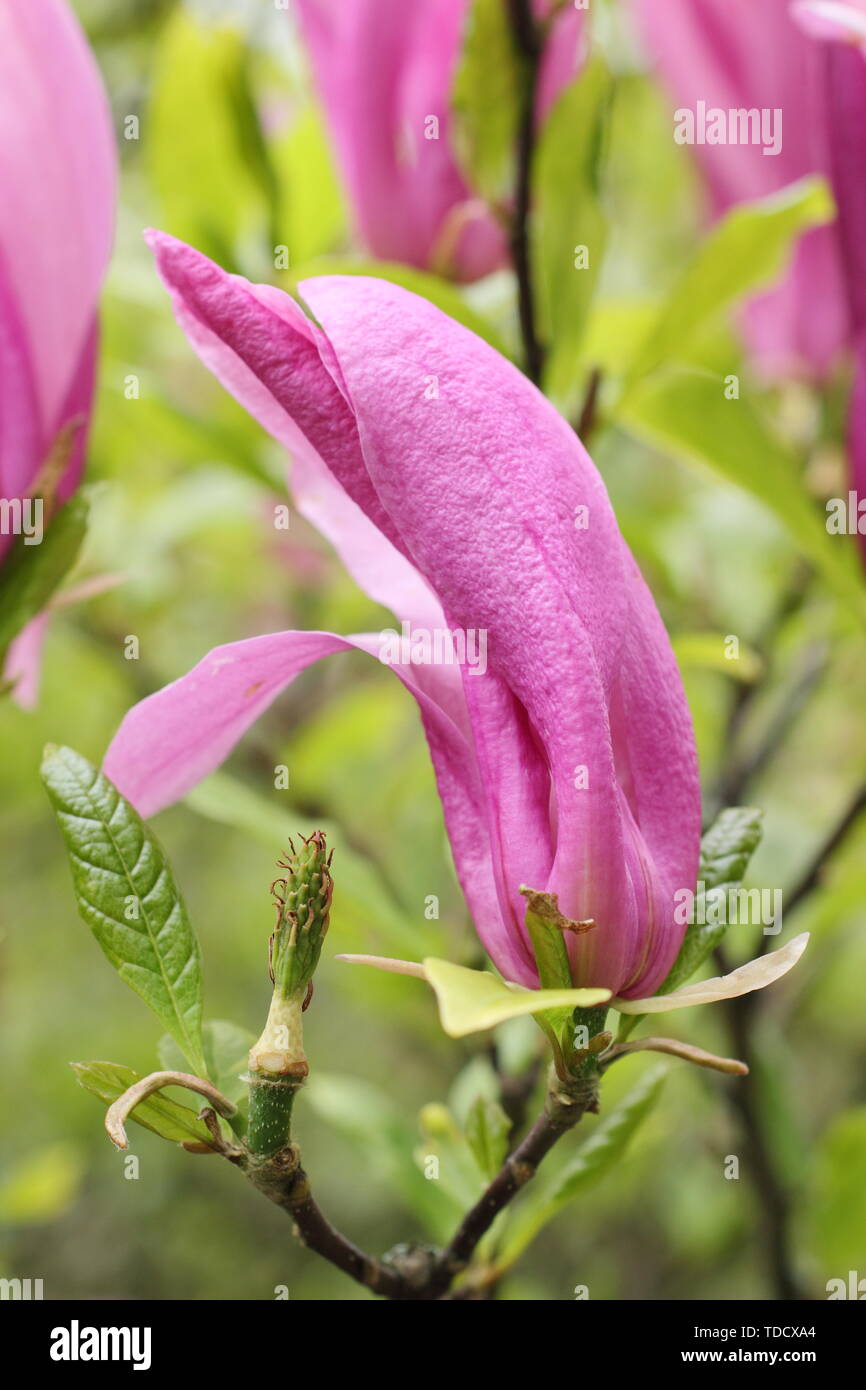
[
  {"left": 0, "top": 0, "right": 116, "bottom": 448},
  {"left": 293, "top": 0, "right": 581, "bottom": 280},
  {"left": 4, "top": 611, "right": 50, "bottom": 710},
  {"left": 792, "top": 0, "right": 866, "bottom": 46},
  {"left": 123, "top": 243, "right": 701, "bottom": 994},
  {"left": 849, "top": 332, "right": 866, "bottom": 567},
  {"left": 634, "top": 0, "right": 849, "bottom": 378},
  {"left": 298, "top": 272, "right": 701, "bottom": 995},
  {"left": 147, "top": 231, "right": 444, "bottom": 634}
]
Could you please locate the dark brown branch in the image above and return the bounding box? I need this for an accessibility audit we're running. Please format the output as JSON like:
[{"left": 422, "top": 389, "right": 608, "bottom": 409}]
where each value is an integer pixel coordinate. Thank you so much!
[
  {"left": 241, "top": 1147, "right": 407, "bottom": 1299},
  {"left": 707, "top": 638, "right": 828, "bottom": 825},
  {"left": 576, "top": 366, "right": 603, "bottom": 443},
  {"left": 237, "top": 1074, "right": 591, "bottom": 1300},
  {"left": 783, "top": 782, "right": 866, "bottom": 921},
  {"left": 506, "top": 0, "right": 546, "bottom": 385},
  {"left": 721, "top": 993, "right": 805, "bottom": 1301},
  {"left": 425, "top": 1084, "right": 592, "bottom": 1298},
  {"left": 705, "top": 562, "right": 815, "bottom": 824}
]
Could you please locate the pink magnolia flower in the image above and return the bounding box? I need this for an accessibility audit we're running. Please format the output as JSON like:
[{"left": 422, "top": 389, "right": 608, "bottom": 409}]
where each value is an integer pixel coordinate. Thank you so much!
[
  {"left": 633, "top": 0, "right": 848, "bottom": 380},
  {"left": 103, "top": 232, "right": 701, "bottom": 999},
  {"left": 293, "top": 0, "right": 583, "bottom": 281},
  {"left": 791, "top": 4, "right": 866, "bottom": 559},
  {"left": 0, "top": 0, "right": 116, "bottom": 703}
]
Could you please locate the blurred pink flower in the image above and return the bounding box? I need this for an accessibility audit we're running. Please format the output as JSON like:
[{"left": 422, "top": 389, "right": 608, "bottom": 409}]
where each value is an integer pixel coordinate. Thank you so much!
[
  {"left": 0, "top": 0, "right": 116, "bottom": 703},
  {"left": 103, "top": 232, "right": 701, "bottom": 999},
  {"left": 792, "top": 4, "right": 866, "bottom": 560},
  {"left": 293, "top": 0, "right": 583, "bottom": 281},
  {"left": 634, "top": 0, "right": 848, "bottom": 380}
]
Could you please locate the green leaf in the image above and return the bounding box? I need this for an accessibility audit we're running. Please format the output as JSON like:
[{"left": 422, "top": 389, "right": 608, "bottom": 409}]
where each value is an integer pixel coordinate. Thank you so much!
[
  {"left": 533, "top": 62, "right": 612, "bottom": 410},
  {"left": 523, "top": 895, "right": 573, "bottom": 992},
  {"left": 0, "top": 493, "right": 88, "bottom": 664},
  {"left": 661, "top": 807, "right": 765, "bottom": 996},
  {"left": 465, "top": 1095, "right": 511, "bottom": 1180},
  {"left": 417, "top": 1101, "right": 488, "bottom": 1214},
  {"left": 498, "top": 1067, "right": 666, "bottom": 1268},
  {"left": 619, "top": 367, "right": 866, "bottom": 619},
  {"left": 806, "top": 1107, "right": 866, "bottom": 1276},
  {"left": 304, "top": 1073, "right": 458, "bottom": 1240},
  {"left": 0, "top": 1144, "right": 83, "bottom": 1225},
  {"left": 287, "top": 256, "right": 511, "bottom": 358},
  {"left": 673, "top": 632, "right": 763, "bottom": 684},
  {"left": 451, "top": 0, "right": 522, "bottom": 206},
  {"left": 71, "top": 1061, "right": 217, "bottom": 1148},
  {"left": 158, "top": 1020, "right": 254, "bottom": 1107},
  {"left": 273, "top": 104, "right": 345, "bottom": 264},
  {"left": 148, "top": 10, "right": 277, "bottom": 269},
  {"left": 422, "top": 957, "right": 610, "bottom": 1037},
  {"left": 42, "top": 746, "right": 206, "bottom": 1076},
  {"left": 627, "top": 177, "right": 834, "bottom": 382}
]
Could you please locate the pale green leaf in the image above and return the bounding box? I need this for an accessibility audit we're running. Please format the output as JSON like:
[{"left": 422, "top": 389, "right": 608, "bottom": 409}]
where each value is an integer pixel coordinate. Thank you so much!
[
  {"left": 616, "top": 932, "right": 809, "bottom": 1013},
  {"left": 673, "top": 632, "right": 763, "bottom": 684},
  {"left": 0, "top": 1144, "right": 83, "bottom": 1225},
  {"left": 71, "top": 1061, "right": 216, "bottom": 1148},
  {"left": 42, "top": 746, "right": 206, "bottom": 1076},
  {"left": 305, "top": 1073, "right": 458, "bottom": 1239},
  {"left": 628, "top": 177, "right": 834, "bottom": 381},
  {"left": 465, "top": 1095, "right": 511, "bottom": 1180},
  {"left": 423, "top": 957, "right": 610, "bottom": 1037},
  {"left": 148, "top": 11, "right": 277, "bottom": 268},
  {"left": 806, "top": 1107, "right": 866, "bottom": 1276},
  {"left": 533, "top": 62, "right": 612, "bottom": 410},
  {"left": 451, "top": 0, "right": 522, "bottom": 206},
  {"left": 619, "top": 367, "right": 866, "bottom": 619}
]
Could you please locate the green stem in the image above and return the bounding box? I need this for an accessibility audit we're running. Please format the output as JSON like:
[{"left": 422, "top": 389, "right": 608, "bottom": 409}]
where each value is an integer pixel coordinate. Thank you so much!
[{"left": 246, "top": 1072, "right": 300, "bottom": 1158}]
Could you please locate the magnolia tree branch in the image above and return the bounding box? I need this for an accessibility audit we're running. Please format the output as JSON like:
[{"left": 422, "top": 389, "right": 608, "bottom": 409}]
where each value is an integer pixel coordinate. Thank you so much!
[
  {"left": 238, "top": 1146, "right": 408, "bottom": 1299},
  {"left": 506, "top": 0, "right": 546, "bottom": 385},
  {"left": 425, "top": 1083, "right": 591, "bottom": 1298},
  {"left": 230, "top": 1074, "right": 590, "bottom": 1300},
  {"left": 782, "top": 781, "right": 866, "bottom": 922}
]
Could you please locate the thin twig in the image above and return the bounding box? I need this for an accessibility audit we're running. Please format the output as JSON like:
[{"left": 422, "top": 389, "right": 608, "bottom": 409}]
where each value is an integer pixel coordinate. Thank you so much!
[
  {"left": 236, "top": 1077, "right": 591, "bottom": 1299},
  {"left": 722, "top": 993, "right": 805, "bottom": 1301},
  {"left": 783, "top": 783, "right": 866, "bottom": 921},
  {"left": 425, "top": 1085, "right": 592, "bottom": 1298},
  {"left": 713, "top": 782, "right": 866, "bottom": 1302},
  {"left": 576, "top": 366, "right": 603, "bottom": 443},
  {"left": 707, "top": 639, "right": 829, "bottom": 824},
  {"left": 506, "top": 0, "right": 546, "bottom": 385},
  {"left": 706, "top": 562, "right": 814, "bottom": 823}
]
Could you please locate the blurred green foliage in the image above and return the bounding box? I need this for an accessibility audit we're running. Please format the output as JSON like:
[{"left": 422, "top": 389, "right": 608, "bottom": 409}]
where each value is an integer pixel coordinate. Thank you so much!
[{"left": 1, "top": 0, "right": 864, "bottom": 1301}]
